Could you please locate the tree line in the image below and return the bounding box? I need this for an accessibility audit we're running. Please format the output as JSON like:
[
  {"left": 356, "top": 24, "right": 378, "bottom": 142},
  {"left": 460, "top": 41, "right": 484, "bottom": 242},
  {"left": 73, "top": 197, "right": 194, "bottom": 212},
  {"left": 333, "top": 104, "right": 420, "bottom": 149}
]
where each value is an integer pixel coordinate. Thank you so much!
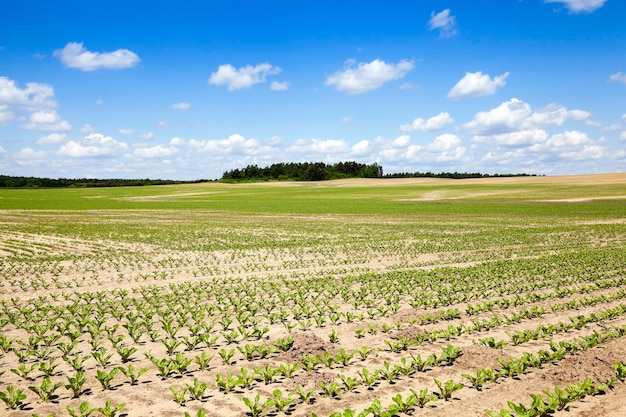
[
  {"left": 221, "top": 161, "right": 384, "bottom": 181},
  {"left": 0, "top": 165, "right": 537, "bottom": 188},
  {"left": 221, "top": 161, "right": 538, "bottom": 182},
  {"left": 0, "top": 175, "right": 207, "bottom": 188},
  {"left": 383, "top": 171, "right": 539, "bottom": 179}
]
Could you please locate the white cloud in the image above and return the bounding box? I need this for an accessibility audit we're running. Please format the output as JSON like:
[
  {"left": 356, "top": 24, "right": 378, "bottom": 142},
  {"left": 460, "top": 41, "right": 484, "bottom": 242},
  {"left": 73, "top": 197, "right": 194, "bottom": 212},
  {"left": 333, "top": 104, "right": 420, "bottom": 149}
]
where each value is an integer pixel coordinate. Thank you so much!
[
  {"left": 37, "top": 133, "right": 67, "bottom": 144},
  {"left": 525, "top": 103, "right": 590, "bottom": 127},
  {"left": 342, "top": 116, "right": 354, "bottom": 123},
  {"left": 472, "top": 129, "right": 549, "bottom": 146},
  {"left": 545, "top": 0, "right": 606, "bottom": 13},
  {"left": 81, "top": 124, "right": 97, "bottom": 133},
  {"left": 392, "top": 135, "right": 411, "bottom": 148},
  {"left": 526, "top": 131, "right": 608, "bottom": 160},
  {"left": 448, "top": 71, "right": 509, "bottom": 99},
  {"left": 134, "top": 145, "right": 178, "bottom": 158},
  {"left": 428, "top": 9, "right": 457, "bottom": 38},
  {"left": 400, "top": 112, "right": 454, "bottom": 132},
  {"left": 288, "top": 138, "right": 349, "bottom": 154},
  {"left": 172, "top": 102, "right": 191, "bottom": 110},
  {"left": 464, "top": 98, "right": 532, "bottom": 134},
  {"left": 170, "top": 137, "right": 186, "bottom": 146},
  {"left": 325, "top": 59, "right": 414, "bottom": 94},
  {"left": 139, "top": 132, "right": 154, "bottom": 140},
  {"left": 0, "top": 77, "right": 74, "bottom": 132},
  {"left": 15, "top": 147, "right": 47, "bottom": 160},
  {"left": 425, "top": 134, "right": 466, "bottom": 162},
  {"left": 208, "top": 63, "right": 281, "bottom": 91},
  {"left": 376, "top": 134, "right": 465, "bottom": 164},
  {"left": 0, "top": 77, "right": 56, "bottom": 111},
  {"left": 118, "top": 128, "right": 134, "bottom": 135},
  {"left": 352, "top": 140, "right": 370, "bottom": 155},
  {"left": 189, "top": 134, "right": 264, "bottom": 155},
  {"left": 621, "top": 131, "right": 626, "bottom": 141},
  {"left": 569, "top": 109, "right": 592, "bottom": 121},
  {"left": 464, "top": 98, "right": 590, "bottom": 135},
  {"left": 57, "top": 133, "right": 128, "bottom": 158},
  {"left": 609, "top": 72, "right": 626, "bottom": 85},
  {"left": 270, "top": 81, "right": 290, "bottom": 91},
  {"left": 54, "top": 42, "right": 140, "bottom": 71},
  {"left": 0, "top": 105, "right": 14, "bottom": 125},
  {"left": 22, "top": 110, "right": 71, "bottom": 131}
]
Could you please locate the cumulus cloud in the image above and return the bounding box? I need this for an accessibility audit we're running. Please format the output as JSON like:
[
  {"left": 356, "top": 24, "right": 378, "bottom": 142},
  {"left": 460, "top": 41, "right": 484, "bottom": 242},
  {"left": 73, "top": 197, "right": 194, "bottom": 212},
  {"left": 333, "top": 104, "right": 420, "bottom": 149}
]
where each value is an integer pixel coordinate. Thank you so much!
[
  {"left": 610, "top": 72, "right": 626, "bottom": 85},
  {"left": 400, "top": 112, "right": 454, "bottom": 132},
  {"left": 22, "top": 111, "right": 71, "bottom": 131},
  {"left": 270, "top": 81, "right": 290, "bottom": 91},
  {"left": 428, "top": 9, "right": 457, "bottom": 38},
  {"left": 325, "top": 59, "right": 414, "bottom": 94},
  {"left": 288, "top": 138, "right": 350, "bottom": 155},
  {"left": 57, "top": 133, "right": 128, "bottom": 158},
  {"left": 37, "top": 133, "right": 67, "bottom": 144},
  {"left": 377, "top": 133, "right": 466, "bottom": 164},
  {"left": 81, "top": 124, "right": 97, "bottom": 133},
  {"left": 15, "top": 147, "right": 48, "bottom": 161},
  {"left": 463, "top": 98, "right": 590, "bottom": 135},
  {"left": 448, "top": 71, "right": 509, "bottom": 99},
  {"left": 172, "top": 102, "right": 191, "bottom": 110},
  {"left": 472, "top": 129, "right": 549, "bottom": 147},
  {"left": 525, "top": 103, "right": 590, "bottom": 127},
  {"left": 54, "top": 42, "right": 140, "bottom": 71},
  {"left": 0, "top": 77, "right": 68, "bottom": 129},
  {"left": 118, "top": 129, "right": 134, "bottom": 135},
  {"left": 189, "top": 134, "right": 264, "bottom": 155},
  {"left": 351, "top": 140, "right": 370, "bottom": 155},
  {"left": 0, "top": 77, "right": 56, "bottom": 111},
  {"left": 526, "top": 131, "right": 608, "bottom": 160},
  {"left": 139, "top": 132, "right": 154, "bottom": 140},
  {"left": 544, "top": 0, "right": 606, "bottom": 13},
  {"left": 0, "top": 105, "right": 14, "bottom": 125},
  {"left": 425, "top": 134, "right": 466, "bottom": 161},
  {"left": 208, "top": 63, "right": 281, "bottom": 91},
  {"left": 464, "top": 98, "right": 532, "bottom": 134},
  {"left": 134, "top": 145, "right": 178, "bottom": 158},
  {"left": 170, "top": 137, "right": 186, "bottom": 146}
]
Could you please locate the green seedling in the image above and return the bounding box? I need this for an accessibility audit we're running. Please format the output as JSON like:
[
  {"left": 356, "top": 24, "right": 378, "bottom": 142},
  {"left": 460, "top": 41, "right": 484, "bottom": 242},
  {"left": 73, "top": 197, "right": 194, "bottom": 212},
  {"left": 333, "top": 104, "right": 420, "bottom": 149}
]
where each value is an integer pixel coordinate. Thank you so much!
[
  {"left": 29, "top": 376, "right": 63, "bottom": 402},
  {"left": 434, "top": 378, "right": 463, "bottom": 401},
  {"left": 65, "top": 370, "right": 87, "bottom": 398},
  {"left": 92, "top": 400, "right": 125, "bottom": 417},
  {"left": 0, "top": 385, "right": 27, "bottom": 409}
]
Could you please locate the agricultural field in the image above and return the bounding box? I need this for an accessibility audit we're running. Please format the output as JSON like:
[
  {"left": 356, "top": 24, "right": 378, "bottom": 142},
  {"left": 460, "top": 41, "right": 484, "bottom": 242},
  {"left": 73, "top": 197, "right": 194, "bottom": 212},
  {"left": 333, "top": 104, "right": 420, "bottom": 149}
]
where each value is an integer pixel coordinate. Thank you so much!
[{"left": 1, "top": 174, "right": 626, "bottom": 417}]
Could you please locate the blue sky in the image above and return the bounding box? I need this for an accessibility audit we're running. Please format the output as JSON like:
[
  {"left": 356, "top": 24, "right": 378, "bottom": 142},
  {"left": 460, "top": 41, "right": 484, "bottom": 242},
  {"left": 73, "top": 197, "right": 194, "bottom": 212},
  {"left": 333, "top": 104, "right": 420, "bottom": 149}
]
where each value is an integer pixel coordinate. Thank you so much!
[{"left": 1, "top": 0, "right": 625, "bottom": 180}]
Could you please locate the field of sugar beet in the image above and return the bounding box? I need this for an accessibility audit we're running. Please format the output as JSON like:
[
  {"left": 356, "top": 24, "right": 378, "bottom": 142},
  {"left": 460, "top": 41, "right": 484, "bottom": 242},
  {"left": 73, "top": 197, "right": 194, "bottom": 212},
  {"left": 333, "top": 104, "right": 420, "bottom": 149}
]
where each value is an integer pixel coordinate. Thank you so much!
[{"left": 1, "top": 174, "right": 625, "bottom": 417}]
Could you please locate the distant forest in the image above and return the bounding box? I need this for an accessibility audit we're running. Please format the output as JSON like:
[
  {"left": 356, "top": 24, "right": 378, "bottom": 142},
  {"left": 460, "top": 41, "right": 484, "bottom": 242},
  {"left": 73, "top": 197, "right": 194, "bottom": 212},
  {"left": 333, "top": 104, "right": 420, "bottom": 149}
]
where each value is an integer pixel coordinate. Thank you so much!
[
  {"left": 383, "top": 171, "right": 539, "bottom": 179},
  {"left": 221, "top": 161, "right": 537, "bottom": 182},
  {"left": 221, "top": 161, "right": 383, "bottom": 181},
  {"left": 0, "top": 176, "right": 206, "bottom": 188},
  {"left": 0, "top": 164, "right": 538, "bottom": 188}
]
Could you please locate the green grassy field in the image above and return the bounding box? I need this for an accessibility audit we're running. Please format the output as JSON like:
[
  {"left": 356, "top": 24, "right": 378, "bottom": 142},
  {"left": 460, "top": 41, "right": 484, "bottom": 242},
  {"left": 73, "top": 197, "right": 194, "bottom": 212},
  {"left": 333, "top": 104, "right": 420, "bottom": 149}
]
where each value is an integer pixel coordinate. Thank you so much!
[{"left": 1, "top": 176, "right": 626, "bottom": 417}]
